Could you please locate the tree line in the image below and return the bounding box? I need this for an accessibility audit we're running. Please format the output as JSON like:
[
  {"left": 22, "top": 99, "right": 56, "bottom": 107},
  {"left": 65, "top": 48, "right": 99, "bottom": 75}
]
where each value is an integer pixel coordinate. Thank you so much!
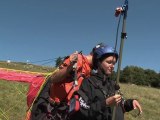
[
  {"left": 55, "top": 58, "right": 160, "bottom": 88},
  {"left": 119, "top": 66, "right": 160, "bottom": 88}
]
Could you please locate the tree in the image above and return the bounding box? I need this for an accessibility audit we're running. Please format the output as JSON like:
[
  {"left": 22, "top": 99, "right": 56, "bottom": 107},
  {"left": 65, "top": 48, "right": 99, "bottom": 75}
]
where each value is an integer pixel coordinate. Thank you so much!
[
  {"left": 120, "top": 66, "right": 132, "bottom": 83},
  {"left": 55, "top": 57, "right": 63, "bottom": 67},
  {"left": 145, "top": 69, "right": 160, "bottom": 88},
  {"left": 121, "top": 66, "right": 147, "bottom": 85},
  {"left": 120, "top": 66, "right": 160, "bottom": 88}
]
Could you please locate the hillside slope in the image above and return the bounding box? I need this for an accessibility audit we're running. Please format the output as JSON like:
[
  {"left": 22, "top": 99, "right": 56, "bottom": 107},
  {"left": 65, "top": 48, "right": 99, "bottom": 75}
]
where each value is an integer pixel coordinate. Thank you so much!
[
  {"left": 0, "top": 61, "right": 159, "bottom": 120},
  {"left": 0, "top": 61, "right": 55, "bottom": 73}
]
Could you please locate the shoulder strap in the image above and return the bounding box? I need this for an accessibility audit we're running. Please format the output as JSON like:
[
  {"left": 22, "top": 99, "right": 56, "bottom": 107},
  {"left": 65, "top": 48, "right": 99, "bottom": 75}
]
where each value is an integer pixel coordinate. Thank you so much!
[
  {"left": 76, "top": 90, "right": 89, "bottom": 102},
  {"left": 88, "top": 77, "right": 107, "bottom": 98}
]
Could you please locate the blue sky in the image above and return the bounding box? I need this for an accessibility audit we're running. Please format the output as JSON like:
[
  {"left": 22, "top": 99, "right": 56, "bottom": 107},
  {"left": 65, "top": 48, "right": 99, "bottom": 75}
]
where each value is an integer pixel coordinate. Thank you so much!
[{"left": 0, "top": 0, "right": 160, "bottom": 72}]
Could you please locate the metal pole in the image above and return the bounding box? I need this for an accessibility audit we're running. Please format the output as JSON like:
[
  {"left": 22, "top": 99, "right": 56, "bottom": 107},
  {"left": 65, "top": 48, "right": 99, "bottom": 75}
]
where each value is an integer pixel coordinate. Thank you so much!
[
  {"left": 116, "top": 0, "right": 128, "bottom": 84},
  {"left": 112, "top": 1, "right": 128, "bottom": 120}
]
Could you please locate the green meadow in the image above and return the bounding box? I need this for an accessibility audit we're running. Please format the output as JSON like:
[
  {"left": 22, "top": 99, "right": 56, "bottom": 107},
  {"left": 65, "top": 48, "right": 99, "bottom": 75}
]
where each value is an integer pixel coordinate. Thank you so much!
[{"left": 0, "top": 61, "right": 159, "bottom": 120}]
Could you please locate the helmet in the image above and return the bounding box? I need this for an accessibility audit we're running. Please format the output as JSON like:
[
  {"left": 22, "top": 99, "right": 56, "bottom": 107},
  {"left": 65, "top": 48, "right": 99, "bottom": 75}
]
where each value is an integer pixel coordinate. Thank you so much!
[
  {"left": 91, "top": 43, "right": 106, "bottom": 54},
  {"left": 92, "top": 45, "right": 118, "bottom": 69}
]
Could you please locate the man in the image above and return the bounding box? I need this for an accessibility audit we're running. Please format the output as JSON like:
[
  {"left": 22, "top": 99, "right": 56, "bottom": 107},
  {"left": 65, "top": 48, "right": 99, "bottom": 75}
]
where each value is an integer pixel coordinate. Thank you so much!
[
  {"left": 28, "top": 43, "right": 102, "bottom": 120},
  {"left": 49, "top": 43, "right": 102, "bottom": 103}
]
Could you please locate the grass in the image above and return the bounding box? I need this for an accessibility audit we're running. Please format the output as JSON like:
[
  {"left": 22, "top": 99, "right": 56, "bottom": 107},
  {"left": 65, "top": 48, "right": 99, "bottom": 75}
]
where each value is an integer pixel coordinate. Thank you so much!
[
  {"left": 121, "top": 84, "right": 160, "bottom": 120},
  {"left": 0, "top": 61, "right": 160, "bottom": 120},
  {"left": 0, "top": 80, "right": 28, "bottom": 120},
  {"left": 0, "top": 80, "right": 159, "bottom": 120},
  {"left": 0, "top": 61, "right": 54, "bottom": 120}
]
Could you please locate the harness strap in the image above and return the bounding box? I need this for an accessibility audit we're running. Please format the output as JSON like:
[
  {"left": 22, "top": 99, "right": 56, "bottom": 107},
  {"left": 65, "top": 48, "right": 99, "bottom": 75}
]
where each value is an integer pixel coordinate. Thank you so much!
[
  {"left": 88, "top": 77, "right": 108, "bottom": 99},
  {"left": 76, "top": 90, "right": 88, "bottom": 102}
]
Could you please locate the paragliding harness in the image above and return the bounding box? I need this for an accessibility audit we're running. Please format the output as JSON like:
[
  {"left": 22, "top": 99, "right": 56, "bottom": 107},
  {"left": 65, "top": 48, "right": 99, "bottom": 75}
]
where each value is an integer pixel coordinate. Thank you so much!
[
  {"left": 28, "top": 52, "right": 89, "bottom": 120},
  {"left": 46, "top": 52, "right": 81, "bottom": 120}
]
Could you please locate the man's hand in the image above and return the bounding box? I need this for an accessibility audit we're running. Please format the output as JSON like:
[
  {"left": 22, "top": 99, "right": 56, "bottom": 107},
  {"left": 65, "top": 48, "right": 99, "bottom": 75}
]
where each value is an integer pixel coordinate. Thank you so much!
[{"left": 70, "top": 51, "right": 78, "bottom": 64}]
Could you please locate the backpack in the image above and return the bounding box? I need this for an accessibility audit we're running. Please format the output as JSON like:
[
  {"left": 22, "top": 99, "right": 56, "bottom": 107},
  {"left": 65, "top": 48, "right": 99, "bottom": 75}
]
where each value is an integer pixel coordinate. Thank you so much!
[
  {"left": 49, "top": 53, "right": 91, "bottom": 102},
  {"left": 25, "top": 53, "right": 91, "bottom": 120}
]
